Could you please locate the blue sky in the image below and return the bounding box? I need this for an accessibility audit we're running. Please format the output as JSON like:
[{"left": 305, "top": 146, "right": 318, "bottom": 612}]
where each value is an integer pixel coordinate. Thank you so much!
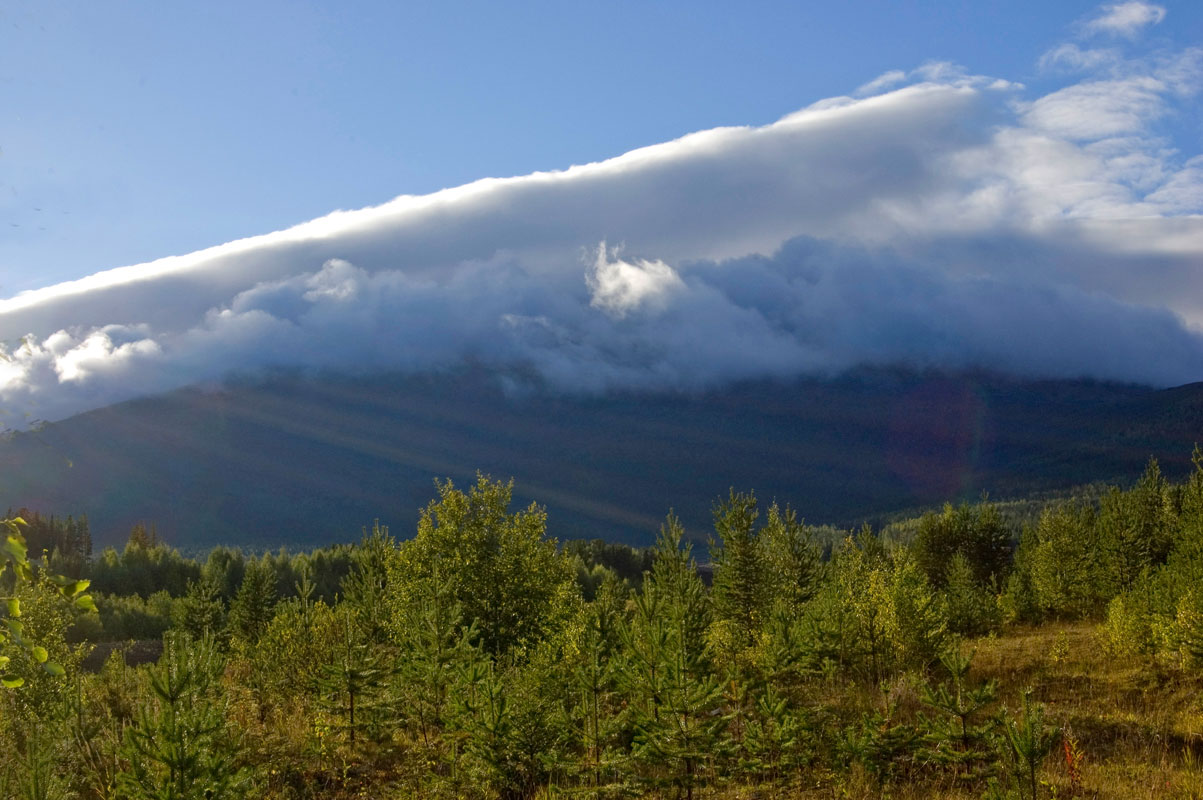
[
  {"left": 0, "top": 1, "right": 1202, "bottom": 425},
  {"left": 4, "top": 0, "right": 1200, "bottom": 293}
]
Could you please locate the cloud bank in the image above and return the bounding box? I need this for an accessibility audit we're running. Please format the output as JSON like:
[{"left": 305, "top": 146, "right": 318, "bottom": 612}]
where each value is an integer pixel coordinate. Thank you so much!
[{"left": 1, "top": 10, "right": 1202, "bottom": 426}]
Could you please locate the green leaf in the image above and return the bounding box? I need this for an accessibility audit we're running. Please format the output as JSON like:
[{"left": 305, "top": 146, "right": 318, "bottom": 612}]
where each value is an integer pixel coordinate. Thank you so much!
[
  {"left": 1, "top": 675, "right": 24, "bottom": 688},
  {"left": 2, "top": 535, "right": 27, "bottom": 565},
  {"left": 74, "top": 594, "right": 96, "bottom": 612},
  {"left": 42, "top": 662, "right": 64, "bottom": 677},
  {"left": 5, "top": 598, "right": 18, "bottom": 618},
  {"left": 31, "top": 646, "right": 47, "bottom": 663}
]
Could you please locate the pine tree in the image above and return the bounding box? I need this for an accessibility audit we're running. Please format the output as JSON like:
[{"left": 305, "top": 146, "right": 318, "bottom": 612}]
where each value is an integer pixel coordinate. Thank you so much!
[
  {"left": 621, "top": 514, "right": 725, "bottom": 800},
  {"left": 116, "top": 634, "right": 251, "bottom": 800},
  {"left": 340, "top": 520, "right": 397, "bottom": 645},
  {"left": 760, "top": 502, "right": 820, "bottom": 610},
  {"left": 228, "top": 558, "right": 277, "bottom": 647},
  {"left": 995, "top": 689, "right": 1058, "bottom": 800},
  {"left": 711, "top": 489, "right": 765, "bottom": 643},
  {"left": 173, "top": 576, "right": 226, "bottom": 640},
  {"left": 391, "top": 573, "right": 481, "bottom": 758},
  {"left": 315, "top": 611, "right": 391, "bottom": 746},
  {"left": 565, "top": 572, "right": 629, "bottom": 794},
  {"left": 913, "top": 501, "right": 1011, "bottom": 589},
  {"left": 1029, "top": 502, "right": 1111, "bottom": 619},
  {"left": 919, "top": 646, "right": 999, "bottom": 783},
  {"left": 943, "top": 552, "right": 1000, "bottom": 637}
]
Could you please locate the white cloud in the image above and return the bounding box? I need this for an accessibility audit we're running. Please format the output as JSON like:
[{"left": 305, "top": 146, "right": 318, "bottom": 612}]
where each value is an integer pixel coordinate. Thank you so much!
[
  {"left": 1084, "top": 2, "right": 1167, "bottom": 38},
  {"left": 586, "top": 244, "right": 684, "bottom": 319},
  {"left": 0, "top": 33, "right": 1201, "bottom": 428},
  {"left": 855, "top": 70, "right": 907, "bottom": 96},
  {"left": 1038, "top": 44, "right": 1120, "bottom": 73},
  {"left": 1020, "top": 76, "right": 1168, "bottom": 140}
]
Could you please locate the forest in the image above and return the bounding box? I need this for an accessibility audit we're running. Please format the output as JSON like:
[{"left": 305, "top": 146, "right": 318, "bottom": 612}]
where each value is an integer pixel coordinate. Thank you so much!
[{"left": 3, "top": 451, "right": 1203, "bottom": 799}]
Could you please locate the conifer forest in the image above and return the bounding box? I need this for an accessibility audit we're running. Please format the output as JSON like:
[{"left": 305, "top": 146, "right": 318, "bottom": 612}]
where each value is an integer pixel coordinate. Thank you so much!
[{"left": 4, "top": 452, "right": 1203, "bottom": 799}]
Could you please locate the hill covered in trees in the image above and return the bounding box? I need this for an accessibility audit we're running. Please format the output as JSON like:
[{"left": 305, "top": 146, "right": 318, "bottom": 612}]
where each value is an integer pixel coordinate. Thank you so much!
[
  {"left": 4, "top": 455, "right": 1203, "bottom": 798},
  {"left": 1, "top": 368, "right": 1201, "bottom": 550}
]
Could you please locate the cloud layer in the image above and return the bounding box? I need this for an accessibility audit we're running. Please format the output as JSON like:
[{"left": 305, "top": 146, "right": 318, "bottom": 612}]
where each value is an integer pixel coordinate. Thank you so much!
[{"left": 1, "top": 11, "right": 1202, "bottom": 427}]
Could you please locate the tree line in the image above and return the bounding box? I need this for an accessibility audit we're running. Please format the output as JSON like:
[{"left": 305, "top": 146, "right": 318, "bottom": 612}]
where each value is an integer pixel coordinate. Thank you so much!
[{"left": 1, "top": 451, "right": 1202, "bottom": 798}]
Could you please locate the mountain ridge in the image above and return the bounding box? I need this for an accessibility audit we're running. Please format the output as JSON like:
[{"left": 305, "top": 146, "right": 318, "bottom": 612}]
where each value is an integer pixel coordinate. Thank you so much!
[{"left": 1, "top": 368, "right": 1198, "bottom": 550}]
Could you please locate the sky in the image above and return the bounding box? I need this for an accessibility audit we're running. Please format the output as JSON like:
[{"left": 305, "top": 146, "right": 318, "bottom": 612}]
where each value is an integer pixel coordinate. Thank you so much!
[{"left": 0, "top": 1, "right": 1201, "bottom": 426}]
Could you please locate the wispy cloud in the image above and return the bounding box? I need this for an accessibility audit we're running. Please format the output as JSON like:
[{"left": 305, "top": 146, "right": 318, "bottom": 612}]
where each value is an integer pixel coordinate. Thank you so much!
[
  {"left": 0, "top": 5, "right": 1201, "bottom": 427},
  {"left": 1038, "top": 43, "right": 1120, "bottom": 73},
  {"left": 1083, "top": 2, "right": 1167, "bottom": 38}
]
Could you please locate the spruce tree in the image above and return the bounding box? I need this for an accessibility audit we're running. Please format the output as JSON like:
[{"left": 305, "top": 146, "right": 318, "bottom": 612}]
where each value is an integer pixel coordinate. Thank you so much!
[
  {"left": 943, "top": 552, "right": 1000, "bottom": 637},
  {"left": 173, "top": 576, "right": 226, "bottom": 641},
  {"left": 760, "top": 502, "right": 820, "bottom": 610},
  {"left": 228, "top": 558, "right": 277, "bottom": 647},
  {"left": 315, "top": 611, "right": 391, "bottom": 746},
  {"left": 919, "top": 646, "right": 999, "bottom": 783},
  {"left": 913, "top": 501, "right": 1010, "bottom": 589},
  {"left": 566, "top": 572, "right": 629, "bottom": 794},
  {"left": 116, "top": 634, "right": 251, "bottom": 800},
  {"left": 711, "top": 489, "right": 765, "bottom": 644},
  {"left": 621, "top": 513, "right": 725, "bottom": 800}
]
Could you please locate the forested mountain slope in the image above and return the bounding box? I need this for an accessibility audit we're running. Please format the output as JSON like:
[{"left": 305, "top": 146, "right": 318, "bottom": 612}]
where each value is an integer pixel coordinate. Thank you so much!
[{"left": 0, "top": 368, "right": 1199, "bottom": 549}]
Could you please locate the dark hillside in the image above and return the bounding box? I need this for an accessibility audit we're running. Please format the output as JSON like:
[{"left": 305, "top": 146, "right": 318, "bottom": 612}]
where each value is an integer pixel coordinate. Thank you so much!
[{"left": 0, "top": 368, "right": 1198, "bottom": 549}]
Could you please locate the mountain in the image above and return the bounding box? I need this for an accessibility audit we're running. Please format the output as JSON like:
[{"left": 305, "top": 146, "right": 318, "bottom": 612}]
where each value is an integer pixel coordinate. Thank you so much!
[{"left": 0, "top": 368, "right": 1199, "bottom": 551}]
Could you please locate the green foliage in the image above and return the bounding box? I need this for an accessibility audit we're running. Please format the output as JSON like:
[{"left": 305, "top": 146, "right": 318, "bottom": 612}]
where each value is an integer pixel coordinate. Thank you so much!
[
  {"left": 1000, "top": 525, "right": 1042, "bottom": 625},
  {"left": 83, "top": 589, "right": 174, "bottom": 641},
  {"left": 562, "top": 537, "right": 654, "bottom": 590},
  {"left": 89, "top": 540, "right": 200, "bottom": 599},
  {"left": 805, "top": 534, "right": 949, "bottom": 683},
  {"left": 918, "top": 646, "right": 999, "bottom": 783},
  {"left": 622, "top": 514, "right": 725, "bottom": 799},
  {"left": 711, "top": 489, "right": 766, "bottom": 645},
  {"left": 994, "top": 689, "right": 1058, "bottom": 800},
  {"left": 912, "top": 500, "right": 1012, "bottom": 589},
  {"left": 759, "top": 501, "right": 821, "bottom": 610},
  {"left": 1027, "top": 502, "right": 1112, "bottom": 620},
  {"left": 15, "top": 454, "right": 1203, "bottom": 798},
  {"left": 116, "top": 633, "right": 251, "bottom": 800},
  {"left": 0, "top": 516, "right": 94, "bottom": 688},
  {"left": 250, "top": 589, "right": 342, "bottom": 704},
  {"left": 561, "top": 572, "right": 630, "bottom": 794},
  {"left": 739, "top": 683, "right": 812, "bottom": 788},
  {"left": 228, "top": 557, "right": 278, "bottom": 647},
  {"left": 842, "top": 688, "right": 924, "bottom": 784},
  {"left": 943, "top": 552, "right": 1001, "bottom": 637},
  {"left": 201, "top": 546, "right": 246, "bottom": 600},
  {"left": 455, "top": 655, "right": 567, "bottom": 800},
  {"left": 1097, "top": 458, "right": 1175, "bottom": 593},
  {"left": 0, "top": 565, "right": 91, "bottom": 800},
  {"left": 387, "top": 569, "right": 485, "bottom": 790},
  {"left": 393, "top": 474, "right": 576, "bottom": 656},
  {"left": 172, "top": 577, "right": 226, "bottom": 641},
  {"left": 314, "top": 611, "right": 393, "bottom": 745},
  {"left": 340, "top": 521, "right": 397, "bottom": 645}
]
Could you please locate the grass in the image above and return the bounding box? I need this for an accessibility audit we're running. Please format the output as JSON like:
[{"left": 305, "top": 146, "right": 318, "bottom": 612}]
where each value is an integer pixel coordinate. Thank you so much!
[{"left": 966, "top": 622, "right": 1203, "bottom": 800}]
